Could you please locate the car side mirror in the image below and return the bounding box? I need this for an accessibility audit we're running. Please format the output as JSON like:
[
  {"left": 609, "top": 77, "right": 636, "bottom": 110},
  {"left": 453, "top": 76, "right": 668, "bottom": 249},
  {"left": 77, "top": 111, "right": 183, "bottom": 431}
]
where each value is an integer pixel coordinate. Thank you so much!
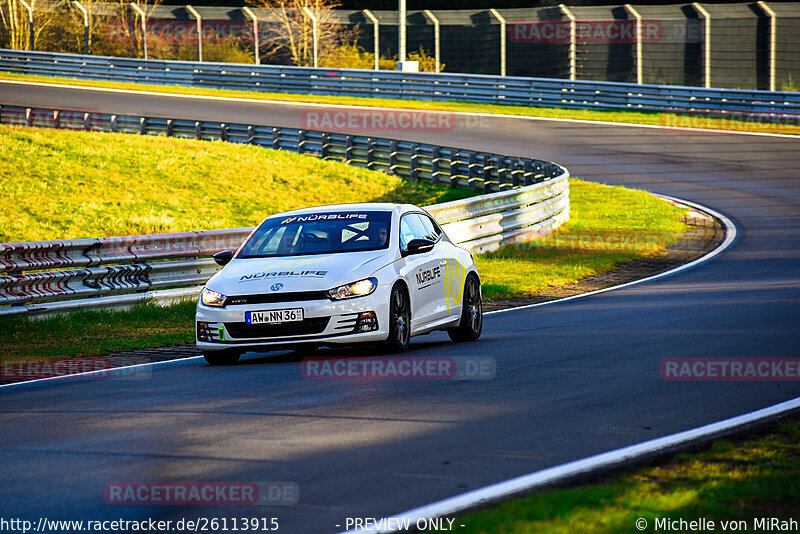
[
  {"left": 213, "top": 250, "right": 234, "bottom": 266},
  {"left": 402, "top": 238, "right": 436, "bottom": 257}
]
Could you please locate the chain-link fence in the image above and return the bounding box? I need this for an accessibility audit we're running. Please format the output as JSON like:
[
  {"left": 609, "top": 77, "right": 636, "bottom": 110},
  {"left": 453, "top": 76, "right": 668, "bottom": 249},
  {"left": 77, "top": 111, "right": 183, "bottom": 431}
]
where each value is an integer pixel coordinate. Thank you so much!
[{"left": 1, "top": 1, "right": 798, "bottom": 90}]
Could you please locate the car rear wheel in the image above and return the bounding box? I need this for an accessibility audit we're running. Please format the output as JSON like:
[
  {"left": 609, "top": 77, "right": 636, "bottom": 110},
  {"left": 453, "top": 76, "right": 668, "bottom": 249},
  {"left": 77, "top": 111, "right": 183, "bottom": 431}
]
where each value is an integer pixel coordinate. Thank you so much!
[
  {"left": 202, "top": 349, "right": 241, "bottom": 365},
  {"left": 448, "top": 274, "right": 482, "bottom": 342},
  {"left": 385, "top": 284, "right": 411, "bottom": 353}
]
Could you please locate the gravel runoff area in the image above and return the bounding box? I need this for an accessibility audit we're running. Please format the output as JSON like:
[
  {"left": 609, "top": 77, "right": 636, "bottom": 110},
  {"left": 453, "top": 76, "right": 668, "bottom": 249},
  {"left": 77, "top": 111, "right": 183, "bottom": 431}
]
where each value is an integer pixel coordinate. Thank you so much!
[{"left": 3, "top": 207, "right": 723, "bottom": 384}]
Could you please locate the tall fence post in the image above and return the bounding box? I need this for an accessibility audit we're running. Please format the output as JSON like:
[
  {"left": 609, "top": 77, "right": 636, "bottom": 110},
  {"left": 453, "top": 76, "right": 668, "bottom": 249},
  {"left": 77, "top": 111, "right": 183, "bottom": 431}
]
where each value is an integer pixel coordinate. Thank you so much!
[
  {"left": 242, "top": 7, "right": 260, "bottom": 65},
  {"left": 130, "top": 3, "right": 148, "bottom": 60},
  {"left": 18, "top": 0, "right": 34, "bottom": 51},
  {"left": 625, "top": 4, "right": 643, "bottom": 85},
  {"left": 186, "top": 5, "right": 203, "bottom": 62},
  {"left": 73, "top": 1, "right": 90, "bottom": 54},
  {"left": 489, "top": 9, "right": 506, "bottom": 77},
  {"left": 757, "top": 1, "right": 777, "bottom": 92},
  {"left": 398, "top": 0, "right": 407, "bottom": 65},
  {"left": 423, "top": 10, "right": 441, "bottom": 73},
  {"left": 302, "top": 7, "right": 319, "bottom": 68},
  {"left": 693, "top": 2, "right": 711, "bottom": 89},
  {"left": 363, "top": 9, "right": 380, "bottom": 71},
  {"left": 559, "top": 4, "right": 576, "bottom": 81}
]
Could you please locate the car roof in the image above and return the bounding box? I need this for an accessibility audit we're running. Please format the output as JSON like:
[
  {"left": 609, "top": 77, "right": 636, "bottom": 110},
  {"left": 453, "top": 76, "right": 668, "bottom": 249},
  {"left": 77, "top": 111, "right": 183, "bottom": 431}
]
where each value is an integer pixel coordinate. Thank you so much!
[{"left": 267, "top": 203, "right": 418, "bottom": 219}]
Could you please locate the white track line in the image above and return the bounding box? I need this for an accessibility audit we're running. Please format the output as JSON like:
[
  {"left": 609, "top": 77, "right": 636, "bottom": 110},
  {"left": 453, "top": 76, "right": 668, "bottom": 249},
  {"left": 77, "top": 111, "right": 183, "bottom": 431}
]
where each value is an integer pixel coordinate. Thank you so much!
[
  {"left": 0, "top": 194, "right": 735, "bottom": 389},
  {"left": 339, "top": 396, "right": 800, "bottom": 534},
  {"left": 486, "top": 193, "right": 738, "bottom": 315},
  {"left": 1, "top": 78, "right": 798, "bottom": 139}
]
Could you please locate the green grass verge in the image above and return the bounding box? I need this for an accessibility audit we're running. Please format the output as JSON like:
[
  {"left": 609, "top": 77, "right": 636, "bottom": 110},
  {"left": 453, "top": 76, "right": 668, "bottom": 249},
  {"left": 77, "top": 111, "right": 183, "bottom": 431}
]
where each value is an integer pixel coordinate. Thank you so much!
[
  {"left": 2, "top": 71, "right": 798, "bottom": 136},
  {"left": 478, "top": 178, "right": 687, "bottom": 301},
  {"left": 0, "top": 124, "right": 474, "bottom": 242},
  {"left": 458, "top": 419, "right": 800, "bottom": 533}
]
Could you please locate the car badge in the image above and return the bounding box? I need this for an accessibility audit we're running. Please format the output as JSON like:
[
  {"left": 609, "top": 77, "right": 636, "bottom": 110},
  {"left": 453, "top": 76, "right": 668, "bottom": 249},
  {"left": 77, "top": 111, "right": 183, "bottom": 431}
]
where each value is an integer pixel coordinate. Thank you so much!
[{"left": 270, "top": 283, "right": 284, "bottom": 291}]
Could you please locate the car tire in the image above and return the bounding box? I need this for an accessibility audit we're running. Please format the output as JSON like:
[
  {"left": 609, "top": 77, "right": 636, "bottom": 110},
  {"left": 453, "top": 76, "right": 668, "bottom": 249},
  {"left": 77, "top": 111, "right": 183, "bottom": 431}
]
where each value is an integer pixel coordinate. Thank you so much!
[
  {"left": 202, "top": 349, "right": 241, "bottom": 365},
  {"left": 385, "top": 283, "right": 411, "bottom": 353},
  {"left": 448, "top": 273, "right": 482, "bottom": 342}
]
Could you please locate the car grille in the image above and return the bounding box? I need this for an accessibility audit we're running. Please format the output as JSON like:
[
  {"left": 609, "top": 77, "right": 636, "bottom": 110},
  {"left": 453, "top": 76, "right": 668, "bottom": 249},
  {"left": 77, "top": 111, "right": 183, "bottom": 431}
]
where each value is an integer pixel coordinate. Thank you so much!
[
  {"left": 224, "top": 317, "right": 331, "bottom": 339},
  {"left": 225, "top": 291, "right": 329, "bottom": 306}
]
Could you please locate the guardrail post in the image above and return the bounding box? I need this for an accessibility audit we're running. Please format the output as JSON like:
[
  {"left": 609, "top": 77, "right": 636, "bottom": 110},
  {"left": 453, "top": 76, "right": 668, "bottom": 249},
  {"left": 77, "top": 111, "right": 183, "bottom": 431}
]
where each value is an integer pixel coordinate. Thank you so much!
[
  {"left": 363, "top": 9, "right": 380, "bottom": 71},
  {"left": 345, "top": 135, "right": 354, "bottom": 164},
  {"left": 247, "top": 125, "right": 255, "bottom": 144},
  {"left": 186, "top": 5, "right": 203, "bottom": 62},
  {"left": 389, "top": 140, "right": 399, "bottom": 174},
  {"left": 511, "top": 159, "right": 523, "bottom": 188},
  {"left": 298, "top": 129, "right": 306, "bottom": 154},
  {"left": 625, "top": 4, "right": 643, "bottom": 85},
  {"left": 25, "top": 108, "right": 32, "bottom": 127},
  {"left": 139, "top": 117, "right": 146, "bottom": 135},
  {"left": 242, "top": 6, "right": 260, "bottom": 65},
  {"left": 195, "top": 121, "right": 202, "bottom": 139},
  {"left": 448, "top": 149, "right": 459, "bottom": 188},
  {"left": 320, "top": 133, "right": 330, "bottom": 159},
  {"left": 560, "top": 4, "right": 577, "bottom": 81},
  {"left": 693, "top": 2, "right": 711, "bottom": 89},
  {"left": 84, "top": 112, "right": 93, "bottom": 131},
  {"left": 523, "top": 159, "right": 534, "bottom": 186},
  {"left": 758, "top": 1, "right": 777, "bottom": 92},
  {"left": 366, "top": 138, "right": 376, "bottom": 169},
  {"left": 111, "top": 115, "right": 118, "bottom": 132},
  {"left": 166, "top": 119, "right": 174, "bottom": 137},
  {"left": 431, "top": 147, "right": 441, "bottom": 185},
  {"left": 130, "top": 3, "right": 148, "bottom": 60},
  {"left": 409, "top": 145, "right": 420, "bottom": 181},
  {"left": 467, "top": 152, "right": 478, "bottom": 188},
  {"left": 272, "top": 127, "right": 280, "bottom": 150},
  {"left": 53, "top": 110, "right": 60, "bottom": 129},
  {"left": 220, "top": 123, "right": 228, "bottom": 142},
  {"left": 423, "top": 10, "right": 441, "bottom": 73},
  {"left": 489, "top": 9, "right": 506, "bottom": 77},
  {"left": 18, "top": 0, "right": 34, "bottom": 50}
]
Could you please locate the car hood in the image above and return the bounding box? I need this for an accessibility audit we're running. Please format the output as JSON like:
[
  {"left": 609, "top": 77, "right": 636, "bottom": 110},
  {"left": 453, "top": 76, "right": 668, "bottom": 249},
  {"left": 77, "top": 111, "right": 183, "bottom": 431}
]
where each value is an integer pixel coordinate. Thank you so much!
[{"left": 206, "top": 250, "right": 394, "bottom": 295}]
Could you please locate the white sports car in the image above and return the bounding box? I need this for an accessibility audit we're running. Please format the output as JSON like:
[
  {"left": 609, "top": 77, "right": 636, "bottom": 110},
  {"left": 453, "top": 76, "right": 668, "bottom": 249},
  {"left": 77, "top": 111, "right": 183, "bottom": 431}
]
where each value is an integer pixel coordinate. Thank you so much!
[{"left": 196, "top": 203, "right": 482, "bottom": 365}]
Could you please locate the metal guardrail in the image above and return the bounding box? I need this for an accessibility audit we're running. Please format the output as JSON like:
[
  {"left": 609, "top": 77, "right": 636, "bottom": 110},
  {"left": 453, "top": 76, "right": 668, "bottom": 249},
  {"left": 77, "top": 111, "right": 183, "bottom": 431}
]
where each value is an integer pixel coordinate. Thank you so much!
[
  {"left": 1, "top": 49, "right": 799, "bottom": 118},
  {"left": 0, "top": 104, "right": 569, "bottom": 318}
]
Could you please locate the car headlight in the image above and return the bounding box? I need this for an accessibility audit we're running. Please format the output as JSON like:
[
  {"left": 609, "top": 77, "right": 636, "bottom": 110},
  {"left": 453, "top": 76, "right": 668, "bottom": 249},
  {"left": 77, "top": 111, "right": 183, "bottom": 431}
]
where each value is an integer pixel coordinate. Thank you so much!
[
  {"left": 328, "top": 277, "right": 378, "bottom": 300},
  {"left": 201, "top": 287, "right": 227, "bottom": 307}
]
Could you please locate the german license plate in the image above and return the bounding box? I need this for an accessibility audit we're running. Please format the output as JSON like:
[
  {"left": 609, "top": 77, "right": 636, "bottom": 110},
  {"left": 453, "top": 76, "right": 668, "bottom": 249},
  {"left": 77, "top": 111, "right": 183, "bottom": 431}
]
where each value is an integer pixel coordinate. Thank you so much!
[{"left": 246, "top": 308, "right": 304, "bottom": 325}]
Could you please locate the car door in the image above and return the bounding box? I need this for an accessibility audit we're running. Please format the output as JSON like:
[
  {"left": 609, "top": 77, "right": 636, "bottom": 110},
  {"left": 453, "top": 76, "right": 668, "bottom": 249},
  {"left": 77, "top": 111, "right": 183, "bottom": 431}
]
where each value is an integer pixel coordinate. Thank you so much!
[
  {"left": 415, "top": 212, "right": 465, "bottom": 322},
  {"left": 399, "top": 212, "right": 447, "bottom": 328}
]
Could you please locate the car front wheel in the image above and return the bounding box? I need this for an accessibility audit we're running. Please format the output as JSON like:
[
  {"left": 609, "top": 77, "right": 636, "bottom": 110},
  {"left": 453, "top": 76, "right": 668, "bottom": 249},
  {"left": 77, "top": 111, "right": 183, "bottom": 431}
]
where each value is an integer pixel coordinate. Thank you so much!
[
  {"left": 385, "top": 284, "right": 411, "bottom": 353},
  {"left": 448, "top": 273, "right": 482, "bottom": 342}
]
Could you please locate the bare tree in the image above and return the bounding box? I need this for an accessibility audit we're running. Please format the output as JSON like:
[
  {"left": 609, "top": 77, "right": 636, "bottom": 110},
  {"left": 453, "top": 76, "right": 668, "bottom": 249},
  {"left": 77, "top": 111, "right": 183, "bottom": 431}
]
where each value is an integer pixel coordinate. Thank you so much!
[{"left": 248, "top": 0, "right": 354, "bottom": 67}]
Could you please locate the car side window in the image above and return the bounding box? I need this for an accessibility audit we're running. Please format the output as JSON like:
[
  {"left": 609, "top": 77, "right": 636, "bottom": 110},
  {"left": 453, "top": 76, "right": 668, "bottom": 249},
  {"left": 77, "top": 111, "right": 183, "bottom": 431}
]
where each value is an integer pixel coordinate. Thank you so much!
[
  {"left": 417, "top": 214, "right": 442, "bottom": 241},
  {"left": 399, "top": 214, "right": 429, "bottom": 251}
]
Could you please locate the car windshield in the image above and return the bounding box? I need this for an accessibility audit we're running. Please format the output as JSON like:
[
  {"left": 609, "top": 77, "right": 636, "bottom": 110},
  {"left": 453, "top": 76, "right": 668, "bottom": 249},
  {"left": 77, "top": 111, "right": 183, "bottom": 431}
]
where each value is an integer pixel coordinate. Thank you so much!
[{"left": 238, "top": 210, "right": 392, "bottom": 258}]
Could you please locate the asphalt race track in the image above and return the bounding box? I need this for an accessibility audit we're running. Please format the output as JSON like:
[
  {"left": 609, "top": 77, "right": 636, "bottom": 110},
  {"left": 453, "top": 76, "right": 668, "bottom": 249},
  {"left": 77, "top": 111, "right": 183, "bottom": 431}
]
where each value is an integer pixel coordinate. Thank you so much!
[{"left": 1, "top": 81, "right": 799, "bottom": 532}]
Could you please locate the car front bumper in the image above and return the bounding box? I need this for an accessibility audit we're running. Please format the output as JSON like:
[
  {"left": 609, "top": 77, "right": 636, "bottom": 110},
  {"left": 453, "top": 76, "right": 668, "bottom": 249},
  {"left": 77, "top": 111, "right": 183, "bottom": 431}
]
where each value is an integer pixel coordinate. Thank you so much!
[{"left": 195, "top": 284, "right": 391, "bottom": 352}]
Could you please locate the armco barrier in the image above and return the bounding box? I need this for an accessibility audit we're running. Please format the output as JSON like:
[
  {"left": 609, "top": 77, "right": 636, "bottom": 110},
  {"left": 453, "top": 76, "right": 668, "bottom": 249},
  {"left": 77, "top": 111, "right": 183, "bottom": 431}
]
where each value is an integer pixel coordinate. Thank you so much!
[
  {"left": 0, "top": 105, "right": 569, "bottom": 318},
  {"left": 1, "top": 49, "right": 799, "bottom": 118}
]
